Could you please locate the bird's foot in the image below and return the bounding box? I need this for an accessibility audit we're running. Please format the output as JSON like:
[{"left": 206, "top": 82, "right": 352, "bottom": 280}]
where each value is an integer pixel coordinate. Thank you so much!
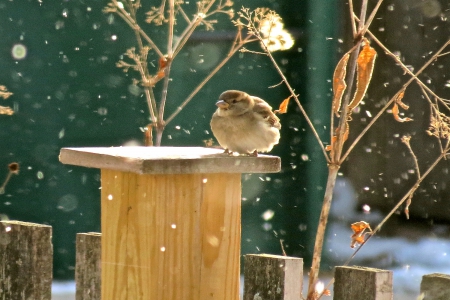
[
  {"left": 249, "top": 150, "right": 258, "bottom": 157},
  {"left": 223, "top": 148, "right": 233, "bottom": 155}
]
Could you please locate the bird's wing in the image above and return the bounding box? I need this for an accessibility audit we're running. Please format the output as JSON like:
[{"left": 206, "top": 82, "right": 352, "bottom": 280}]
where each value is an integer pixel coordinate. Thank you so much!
[{"left": 252, "top": 97, "right": 281, "bottom": 129}]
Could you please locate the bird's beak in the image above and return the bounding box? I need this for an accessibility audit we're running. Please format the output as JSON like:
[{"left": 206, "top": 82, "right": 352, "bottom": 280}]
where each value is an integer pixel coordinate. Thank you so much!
[{"left": 216, "top": 100, "right": 229, "bottom": 109}]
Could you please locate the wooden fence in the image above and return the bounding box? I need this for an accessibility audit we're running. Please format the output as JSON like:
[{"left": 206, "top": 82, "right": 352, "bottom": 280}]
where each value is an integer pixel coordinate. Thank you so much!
[{"left": 1, "top": 220, "right": 449, "bottom": 299}]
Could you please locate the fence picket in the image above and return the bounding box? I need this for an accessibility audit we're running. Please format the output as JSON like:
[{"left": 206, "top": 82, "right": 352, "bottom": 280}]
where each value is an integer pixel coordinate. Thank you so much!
[{"left": 0, "top": 221, "right": 53, "bottom": 299}]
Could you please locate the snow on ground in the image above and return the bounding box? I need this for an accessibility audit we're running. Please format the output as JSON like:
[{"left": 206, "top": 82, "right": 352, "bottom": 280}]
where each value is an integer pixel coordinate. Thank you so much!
[{"left": 325, "top": 178, "right": 450, "bottom": 299}]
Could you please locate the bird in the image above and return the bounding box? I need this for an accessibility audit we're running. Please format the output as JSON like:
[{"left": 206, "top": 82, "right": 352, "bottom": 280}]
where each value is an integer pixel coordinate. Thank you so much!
[{"left": 210, "top": 90, "right": 281, "bottom": 156}]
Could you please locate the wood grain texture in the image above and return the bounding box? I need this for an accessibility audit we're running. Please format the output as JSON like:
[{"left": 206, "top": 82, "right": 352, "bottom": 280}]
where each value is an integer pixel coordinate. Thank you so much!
[
  {"left": 243, "top": 254, "right": 303, "bottom": 300},
  {"left": 101, "top": 169, "right": 241, "bottom": 300},
  {"left": 0, "top": 221, "right": 52, "bottom": 300},
  {"left": 334, "top": 266, "right": 393, "bottom": 300},
  {"left": 420, "top": 273, "right": 450, "bottom": 300},
  {"left": 76, "top": 232, "right": 101, "bottom": 300},
  {"left": 59, "top": 146, "right": 280, "bottom": 174}
]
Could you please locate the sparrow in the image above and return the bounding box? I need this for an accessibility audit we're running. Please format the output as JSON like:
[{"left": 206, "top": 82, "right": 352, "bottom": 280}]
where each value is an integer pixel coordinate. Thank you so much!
[{"left": 210, "top": 90, "right": 281, "bottom": 156}]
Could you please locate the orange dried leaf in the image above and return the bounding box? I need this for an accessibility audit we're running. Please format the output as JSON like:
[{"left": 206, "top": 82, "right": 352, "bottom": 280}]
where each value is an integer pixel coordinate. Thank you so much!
[
  {"left": 274, "top": 95, "right": 292, "bottom": 114},
  {"left": 350, "top": 221, "right": 372, "bottom": 248},
  {"left": 159, "top": 56, "right": 168, "bottom": 70},
  {"left": 145, "top": 124, "right": 153, "bottom": 146},
  {"left": 395, "top": 91, "right": 409, "bottom": 110},
  {"left": 157, "top": 70, "right": 165, "bottom": 79},
  {"left": 392, "top": 103, "right": 413, "bottom": 122},
  {"left": 351, "top": 221, "right": 371, "bottom": 233},
  {"left": 348, "top": 40, "right": 377, "bottom": 111},
  {"left": 332, "top": 53, "right": 350, "bottom": 117}
]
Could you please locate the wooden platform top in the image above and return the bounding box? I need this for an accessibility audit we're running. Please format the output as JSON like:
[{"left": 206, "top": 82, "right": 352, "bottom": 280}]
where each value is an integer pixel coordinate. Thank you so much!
[{"left": 59, "top": 147, "right": 281, "bottom": 174}]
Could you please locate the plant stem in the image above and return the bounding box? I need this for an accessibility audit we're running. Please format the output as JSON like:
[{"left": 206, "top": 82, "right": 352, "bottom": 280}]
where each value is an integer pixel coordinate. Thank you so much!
[
  {"left": 258, "top": 39, "right": 330, "bottom": 162},
  {"left": 346, "top": 149, "right": 447, "bottom": 264},
  {"left": 165, "top": 31, "right": 254, "bottom": 125},
  {"left": 173, "top": 16, "right": 203, "bottom": 58},
  {"left": 341, "top": 38, "right": 450, "bottom": 162},
  {"left": 359, "top": 0, "right": 384, "bottom": 38},
  {"left": 168, "top": 0, "right": 174, "bottom": 56},
  {"left": 348, "top": 0, "right": 357, "bottom": 38},
  {"left": 306, "top": 166, "right": 339, "bottom": 300},
  {"left": 112, "top": 0, "right": 164, "bottom": 58},
  {"left": 307, "top": 2, "right": 368, "bottom": 298}
]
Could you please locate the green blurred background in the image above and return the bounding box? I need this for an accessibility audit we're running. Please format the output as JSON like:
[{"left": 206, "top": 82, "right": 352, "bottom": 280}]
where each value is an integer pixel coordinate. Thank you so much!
[{"left": 0, "top": 0, "right": 348, "bottom": 279}]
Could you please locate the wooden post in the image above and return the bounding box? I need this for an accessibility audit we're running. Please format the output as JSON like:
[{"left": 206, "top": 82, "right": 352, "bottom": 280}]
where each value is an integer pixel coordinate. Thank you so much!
[
  {"left": 0, "top": 220, "right": 53, "bottom": 299},
  {"left": 59, "top": 146, "right": 280, "bottom": 300},
  {"left": 334, "top": 266, "right": 393, "bottom": 300},
  {"left": 243, "top": 254, "right": 303, "bottom": 300},
  {"left": 420, "top": 273, "right": 450, "bottom": 300},
  {"left": 76, "top": 232, "right": 101, "bottom": 300}
]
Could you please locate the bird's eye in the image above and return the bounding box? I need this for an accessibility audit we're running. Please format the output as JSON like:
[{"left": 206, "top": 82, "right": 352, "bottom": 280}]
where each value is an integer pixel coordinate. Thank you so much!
[{"left": 232, "top": 99, "right": 237, "bottom": 103}]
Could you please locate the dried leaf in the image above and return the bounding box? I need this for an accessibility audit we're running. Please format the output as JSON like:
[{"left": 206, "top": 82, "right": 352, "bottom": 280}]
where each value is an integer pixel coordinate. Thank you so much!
[
  {"left": 159, "top": 56, "right": 169, "bottom": 70},
  {"left": 332, "top": 53, "right": 350, "bottom": 117},
  {"left": 350, "top": 221, "right": 372, "bottom": 248},
  {"left": 392, "top": 103, "right": 413, "bottom": 122},
  {"left": 348, "top": 40, "right": 377, "bottom": 111},
  {"left": 327, "top": 121, "right": 350, "bottom": 155},
  {"left": 274, "top": 95, "right": 292, "bottom": 114},
  {"left": 8, "top": 162, "right": 19, "bottom": 175},
  {"left": 405, "top": 196, "right": 411, "bottom": 219},
  {"left": 395, "top": 91, "right": 409, "bottom": 110},
  {"left": 145, "top": 124, "right": 153, "bottom": 146}
]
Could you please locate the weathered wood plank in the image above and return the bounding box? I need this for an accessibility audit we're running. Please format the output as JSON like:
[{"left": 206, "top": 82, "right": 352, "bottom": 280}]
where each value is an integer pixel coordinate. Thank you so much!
[
  {"left": 59, "top": 146, "right": 281, "bottom": 174},
  {"left": 244, "top": 254, "right": 303, "bottom": 300},
  {"left": 334, "top": 266, "right": 393, "bottom": 300},
  {"left": 76, "top": 232, "right": 101, "bottom": 300},
  {"left": 0, "top": 221, "right": 52, "bottom": 300},
  {"left": 420, "top": 273, "right": 450, "bottom": 300}
]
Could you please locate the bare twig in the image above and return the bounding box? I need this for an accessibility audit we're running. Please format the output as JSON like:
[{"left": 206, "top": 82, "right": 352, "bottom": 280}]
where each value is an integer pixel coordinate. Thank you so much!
[
  {"left": 106, "top": 0, "right": 241, "bottom": 145},
  {"left": 0, "top": 163, "right": 19, "bottom": 195},
  {"left": 262, "top": 43, "right": 330, "bottom": 162},
  {"left": 166, "top": 31, "right": 255, "bottom": 125},
  {"left": 359, "top": 0, "right": 384, "bottom": 38},
  {"left": 306, "top": 2, "right": 369, "bottom": 298},
  {"left": 168, "top": 0, "right": 175, "bottom": 56},
  {"left": 110, "top": 0, "right": 164, "bottom": 58},
  {"left": 348, "top": 0, "right": 357, "bottom": 38},
  {"left": 345, "top": 149, "right": 447, "bottom": 265},
  {"left": 239, "top": 8, "right": 329, "bottom": 163},
  {"left": 340, "top": 37, "right": 450, "bottom": 163}
]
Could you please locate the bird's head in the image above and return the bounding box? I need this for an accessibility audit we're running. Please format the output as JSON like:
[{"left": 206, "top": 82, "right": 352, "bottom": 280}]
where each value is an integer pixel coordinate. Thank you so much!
[{"left": 215, "top": 90, "right": 254, "bottom": 116}]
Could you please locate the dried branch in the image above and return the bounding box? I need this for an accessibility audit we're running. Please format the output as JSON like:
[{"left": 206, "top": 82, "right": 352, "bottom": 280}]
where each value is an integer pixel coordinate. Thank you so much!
[
  {"left": 340, "top": 38, "right": 450, "bottom": 163},
  {"left": 166, "top": 29, "right": 255, "bottom": 125},
  {"left": 237, "top": 8, "right": 328, "bottom": 163},
  {"left": 345, "top": 149, "right": 447, "bottom": 265}
]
